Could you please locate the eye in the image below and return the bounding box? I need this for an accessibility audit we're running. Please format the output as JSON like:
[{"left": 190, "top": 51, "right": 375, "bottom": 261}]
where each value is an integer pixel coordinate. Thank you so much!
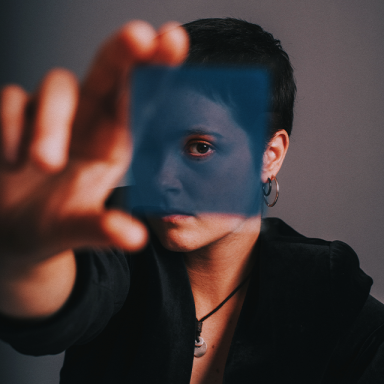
[{"left": 185, "top": 140, "right": 215, "bottom": 158}]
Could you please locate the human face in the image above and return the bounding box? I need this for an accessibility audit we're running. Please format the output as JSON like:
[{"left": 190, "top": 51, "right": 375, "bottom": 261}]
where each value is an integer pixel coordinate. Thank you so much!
[{"left": 130, "top": 89, "right": 263, "bottom": 252}]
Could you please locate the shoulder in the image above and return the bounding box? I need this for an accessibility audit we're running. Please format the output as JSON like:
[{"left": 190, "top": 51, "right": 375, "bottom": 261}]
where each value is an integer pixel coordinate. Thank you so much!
[
  {"left": 350, "top": 295, "right": 384, "bottom": 344},
  {"left": 260, "top": 217, "right": 371, "bottom": 278},
  {"left": 260, "top": 218, "right": 384, "bottom": 382},
  {"left": 260, "top": 217, "right": 373, "bottom": 325},
  {"left": 325, "top": 295, "right": 384, "bottom": 382},
  {"left": 261, "top": 217, "right": 370, "bottom": 274}
]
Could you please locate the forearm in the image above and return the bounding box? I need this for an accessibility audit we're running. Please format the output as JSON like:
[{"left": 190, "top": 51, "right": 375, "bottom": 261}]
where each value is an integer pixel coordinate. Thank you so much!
[{"left": 0, "top": 250, "right": 76, "bottom": 319}]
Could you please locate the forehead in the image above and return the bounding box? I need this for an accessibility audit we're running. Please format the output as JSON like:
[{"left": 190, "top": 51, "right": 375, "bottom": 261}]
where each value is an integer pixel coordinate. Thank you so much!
[
  {"left": 143, "top": 88, "right": 245, "bottom": 140},
  {"left": 131, "top": 66, "right": 269, "bottom": 157}
]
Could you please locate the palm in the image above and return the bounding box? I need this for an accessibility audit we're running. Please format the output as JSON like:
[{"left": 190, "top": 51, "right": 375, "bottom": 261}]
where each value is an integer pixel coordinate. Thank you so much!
[{"left": 0, "top": 21, "right": 189, "bottom": 261}]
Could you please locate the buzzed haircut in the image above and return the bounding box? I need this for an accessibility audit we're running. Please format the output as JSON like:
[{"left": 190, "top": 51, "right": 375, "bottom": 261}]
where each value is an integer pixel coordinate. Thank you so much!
[{"left": 183, "top": 18, "right": 296, "bottom": 141}]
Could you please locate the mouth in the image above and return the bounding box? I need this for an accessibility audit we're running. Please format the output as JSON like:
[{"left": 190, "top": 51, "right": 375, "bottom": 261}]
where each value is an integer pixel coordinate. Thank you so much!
[
  {"left": 159, "top": 213, "right": 193, "bottom": 222},
  {"left": 135, "top": 206, "right": 194, "bottom": 219},
  {"left": 159, "top": 208, "right": 193, "bottom": 220},
  {"left": 147, "top": 207, "right": 194, "bottom": 223}
]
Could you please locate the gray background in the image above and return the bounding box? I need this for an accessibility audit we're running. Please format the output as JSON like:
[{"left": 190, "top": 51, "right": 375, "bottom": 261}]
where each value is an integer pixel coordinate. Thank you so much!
[{"left": 1, "top": 0, "right": 383, "bottom": 382}]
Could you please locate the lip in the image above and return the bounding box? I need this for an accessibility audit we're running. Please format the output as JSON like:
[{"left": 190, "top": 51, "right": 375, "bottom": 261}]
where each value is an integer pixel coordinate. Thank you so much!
[
  {"left": 136, "top": 205, "right": 195, "bottom": 222},
  {"left": 159, "top": 214, "right": 193, "bottom": 223},
  {"left": 155, "top": 208, "right": 194, "bottom": 223}
]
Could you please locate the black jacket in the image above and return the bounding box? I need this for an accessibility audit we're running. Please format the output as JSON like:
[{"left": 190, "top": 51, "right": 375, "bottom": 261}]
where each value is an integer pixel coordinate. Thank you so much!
[{"left": 1, "top": 218, "right": 384, "bottom": 383}]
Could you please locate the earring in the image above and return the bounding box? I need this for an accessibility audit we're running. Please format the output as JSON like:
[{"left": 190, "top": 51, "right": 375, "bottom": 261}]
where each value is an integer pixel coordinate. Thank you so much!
[
  {"left": 263, "top": 176, "right": 279, "bottom": 207},
  {"left": 262, "top": 178, "right": 272, "bottom": 196}
]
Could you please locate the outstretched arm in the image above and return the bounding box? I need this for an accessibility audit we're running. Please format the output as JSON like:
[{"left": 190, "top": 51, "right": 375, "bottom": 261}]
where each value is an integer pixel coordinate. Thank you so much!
[{"left": 0, "top": 21, "right": 189, "bottom": 319}]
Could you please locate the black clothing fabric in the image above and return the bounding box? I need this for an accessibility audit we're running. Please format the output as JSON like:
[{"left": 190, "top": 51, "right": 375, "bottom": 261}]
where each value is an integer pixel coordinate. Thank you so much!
[{"left": 1, "top": 218, "right": 384, "bottom": 383}]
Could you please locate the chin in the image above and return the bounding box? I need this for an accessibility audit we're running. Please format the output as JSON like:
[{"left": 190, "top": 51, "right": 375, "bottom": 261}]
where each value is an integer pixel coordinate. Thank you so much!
[
  {"left": 147, "top": 213, "right": 261, "bottom": 254},
  {"left": 146, "top": 216, "right": 205, "bottom": 252},
  {"left": 154, "top": 227, "right": 204, "bottom": 253}
]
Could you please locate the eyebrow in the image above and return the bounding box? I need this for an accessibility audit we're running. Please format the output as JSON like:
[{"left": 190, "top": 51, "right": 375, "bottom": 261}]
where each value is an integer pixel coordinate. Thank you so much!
[{"left": 183, "top": 128, "right": 224, "bottom": 139}]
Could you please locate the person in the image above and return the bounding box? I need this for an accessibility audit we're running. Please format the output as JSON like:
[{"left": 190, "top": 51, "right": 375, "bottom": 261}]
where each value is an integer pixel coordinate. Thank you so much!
[{"left": 0, "top": 17, "right": 383, "bottom": 384}]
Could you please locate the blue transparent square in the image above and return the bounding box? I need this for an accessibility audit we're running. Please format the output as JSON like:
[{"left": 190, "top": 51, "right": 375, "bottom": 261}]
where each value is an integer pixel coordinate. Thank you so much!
[{"left": 127, "top": 65, "right": 270, "bottom": 217}]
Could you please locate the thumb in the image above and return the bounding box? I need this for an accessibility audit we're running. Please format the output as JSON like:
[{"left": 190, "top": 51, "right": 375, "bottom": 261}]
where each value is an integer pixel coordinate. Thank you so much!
[
  {"left": 100, "top": 209, "right": 148, "bottom": 251},
  {"left": 61, "top": 210, "right": 148, "bottom": 252}
]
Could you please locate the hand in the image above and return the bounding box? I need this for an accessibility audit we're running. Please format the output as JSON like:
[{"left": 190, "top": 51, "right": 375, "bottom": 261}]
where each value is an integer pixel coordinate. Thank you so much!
[{"left": 0, "top": 21, "right": 189, "bottom": 265}]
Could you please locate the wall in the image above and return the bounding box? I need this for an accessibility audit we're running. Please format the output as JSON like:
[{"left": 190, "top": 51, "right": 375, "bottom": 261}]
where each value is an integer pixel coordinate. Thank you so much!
[{"left": 1, "top": 0, "right": 383, "bottom": 382}]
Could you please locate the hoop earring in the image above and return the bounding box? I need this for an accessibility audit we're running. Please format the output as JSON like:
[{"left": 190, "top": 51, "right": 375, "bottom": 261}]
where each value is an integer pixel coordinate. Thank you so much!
[
  {"left": 262, "top": 178, "right": 272, "bottom": 196},
  {"left": 263, "top": 176, "right": 279, "bottom": 207}
]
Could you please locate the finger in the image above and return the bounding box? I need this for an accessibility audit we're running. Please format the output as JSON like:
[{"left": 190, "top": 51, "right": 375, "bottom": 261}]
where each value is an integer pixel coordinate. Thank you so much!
[
  {"left": 77, "top": 20, "right": 188, "bottom": 130},
  {"left": 152, "top": 22, "right": 190, "bottom": 65},
  {"left": 30, "top": 69, "right": 79, "bottom": 172},
  {"left": 100, "top": 210, "right": 148, "bottom": 251},
  {"left": 60, "top": 210, "right": 148, "bottom": 252},
  {"left": 71, "top": 21, "right": 159, "bottom": 160},
  {"left": 0, "top": 85, "right": 29, "bottom": 165},
  {"left": 80, "top": 21, "right": 158, "bottom": 106}
]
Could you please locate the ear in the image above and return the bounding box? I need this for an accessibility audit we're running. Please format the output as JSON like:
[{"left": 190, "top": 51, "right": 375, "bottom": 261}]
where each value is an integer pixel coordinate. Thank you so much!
[{"left": 261, "top": 130, "right": 289, "bottom": 183}]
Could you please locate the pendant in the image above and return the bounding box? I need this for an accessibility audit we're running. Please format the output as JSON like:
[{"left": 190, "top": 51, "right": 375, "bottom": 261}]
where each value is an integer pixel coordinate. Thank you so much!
[{"left": 194, "top": 336, "right": 207, "bottom": 357}]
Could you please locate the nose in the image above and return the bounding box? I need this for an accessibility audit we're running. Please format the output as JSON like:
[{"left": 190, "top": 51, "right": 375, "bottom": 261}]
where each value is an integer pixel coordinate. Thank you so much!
[{"left": 154, "top": 151, "right": 183, "bottom": 195}]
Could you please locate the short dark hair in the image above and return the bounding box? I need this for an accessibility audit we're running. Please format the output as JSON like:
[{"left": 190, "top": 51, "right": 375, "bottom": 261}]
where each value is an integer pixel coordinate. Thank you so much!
[{"left": 182, "top": 18, "right": 296, "bottom": 140}]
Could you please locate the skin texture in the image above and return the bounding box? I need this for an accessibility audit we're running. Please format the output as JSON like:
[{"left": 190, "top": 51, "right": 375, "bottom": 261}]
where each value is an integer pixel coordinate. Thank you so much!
[
  {"left": 132, "top": 89, "right": 262, "bottom": 217},
  {"left": 183, "top": 131, "right": 287, "bottom": 384},
  {"left": 148, "top": 128, "right": 289, "bottom": 384},
  {"left": 0, "top": 19, "right": 289, "bottom": 384},
  {"left": 141, "top": 90, "right": 289, "bottom": 383},
  {"left": 0, "top": 21, "right": 189, "bottom": 318}
]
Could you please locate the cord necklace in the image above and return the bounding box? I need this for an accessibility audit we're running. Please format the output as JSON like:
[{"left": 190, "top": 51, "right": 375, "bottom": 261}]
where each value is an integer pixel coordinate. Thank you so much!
[{"left": 194, "top": 273, "right": 251, "bottom": 357}]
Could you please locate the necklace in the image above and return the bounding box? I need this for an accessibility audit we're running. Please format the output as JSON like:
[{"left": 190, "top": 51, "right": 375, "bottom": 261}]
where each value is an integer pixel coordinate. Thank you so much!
[{"left": 194, "top": 274, "right": 251, "bottom": 358}]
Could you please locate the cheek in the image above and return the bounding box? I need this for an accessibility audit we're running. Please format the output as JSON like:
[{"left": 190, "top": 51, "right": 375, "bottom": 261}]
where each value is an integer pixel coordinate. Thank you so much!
[
  {"left": 131, "top": 139, "right": 261, "bottom": 216},
  {"left": 180, "top": 151, "right": 260, "bottom": 215}
]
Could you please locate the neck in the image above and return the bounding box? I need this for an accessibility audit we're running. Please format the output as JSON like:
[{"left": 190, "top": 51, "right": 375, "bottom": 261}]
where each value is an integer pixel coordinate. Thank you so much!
[{"left": 184, "top": 216, "right": 261, "bottom": 315}]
